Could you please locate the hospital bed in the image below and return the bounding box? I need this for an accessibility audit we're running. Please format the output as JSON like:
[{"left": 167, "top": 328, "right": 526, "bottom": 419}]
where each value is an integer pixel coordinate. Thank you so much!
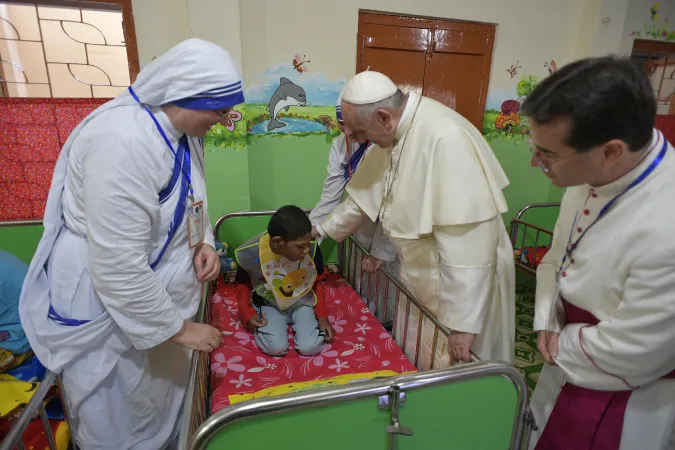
[
  {"left": 509, "top": 202, "right": 560, "bottom": 276},
  {"left": 1, "top": 213, "right": 534, "bottom": 450},
  {"left": 178, "top": 210, "right": 533, "bottom": 449}
]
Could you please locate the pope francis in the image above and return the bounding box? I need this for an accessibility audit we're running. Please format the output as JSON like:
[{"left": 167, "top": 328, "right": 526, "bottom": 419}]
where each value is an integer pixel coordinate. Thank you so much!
[{"left": 314, "top": 71, "right": 515, "bottom": 367}]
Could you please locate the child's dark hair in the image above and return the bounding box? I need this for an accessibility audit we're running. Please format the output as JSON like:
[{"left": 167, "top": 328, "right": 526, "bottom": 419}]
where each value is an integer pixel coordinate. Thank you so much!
[{"left": 268, "top": 205, "right": 312, "bottom": 241}]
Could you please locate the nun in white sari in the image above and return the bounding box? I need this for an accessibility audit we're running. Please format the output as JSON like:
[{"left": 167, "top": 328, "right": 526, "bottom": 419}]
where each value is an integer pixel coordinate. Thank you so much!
[{"left": 19, "top": 39, "right": 242, "bottom": 449}]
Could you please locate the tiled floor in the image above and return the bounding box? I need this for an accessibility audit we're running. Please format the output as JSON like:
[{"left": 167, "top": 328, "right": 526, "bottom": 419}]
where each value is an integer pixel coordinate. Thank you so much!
[{"left": 514, "top": 287, "right": 544, "bottom": 394}]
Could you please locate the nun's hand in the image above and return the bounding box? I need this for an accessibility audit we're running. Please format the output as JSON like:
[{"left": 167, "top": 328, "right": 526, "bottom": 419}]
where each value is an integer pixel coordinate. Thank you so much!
[
  {"left": 171, "top": 321, "right": 223, "bottom": 352},
  {"left": 193, "top": 243, "right": 221, "bottom": 282}
]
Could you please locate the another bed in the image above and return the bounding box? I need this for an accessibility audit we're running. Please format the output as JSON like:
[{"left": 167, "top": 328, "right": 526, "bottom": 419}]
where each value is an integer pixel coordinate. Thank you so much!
[{"left": 509, "top": 202, "right": 560, "bottom": 276}]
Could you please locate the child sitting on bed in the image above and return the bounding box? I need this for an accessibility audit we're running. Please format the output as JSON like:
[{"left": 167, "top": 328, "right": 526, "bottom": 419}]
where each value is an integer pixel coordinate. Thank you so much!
[{"left": 233, "top": 205, "right": 335, "bottom": 356}]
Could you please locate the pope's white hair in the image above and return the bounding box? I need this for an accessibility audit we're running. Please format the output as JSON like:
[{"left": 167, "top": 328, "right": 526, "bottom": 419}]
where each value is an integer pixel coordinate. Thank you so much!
[{"left": 348, "top": 89, "right": 406, "bottom": 120}]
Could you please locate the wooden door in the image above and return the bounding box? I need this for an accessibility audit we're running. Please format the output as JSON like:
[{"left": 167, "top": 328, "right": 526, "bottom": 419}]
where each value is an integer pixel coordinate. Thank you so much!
[
  {"left": 357, "top": 11, "right": 496, "bottom": 131},
  {"left": 423, "top": 23, "right": 494, "bottom": 130},
  {"left": 357, "top": 23, "right": 429, "bottom": 95}
]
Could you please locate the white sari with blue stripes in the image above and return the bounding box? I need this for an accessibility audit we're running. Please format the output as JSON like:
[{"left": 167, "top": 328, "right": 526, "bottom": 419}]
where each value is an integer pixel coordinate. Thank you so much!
[{"left": 19, "top": 39, "right": 242, "bottom": 449}]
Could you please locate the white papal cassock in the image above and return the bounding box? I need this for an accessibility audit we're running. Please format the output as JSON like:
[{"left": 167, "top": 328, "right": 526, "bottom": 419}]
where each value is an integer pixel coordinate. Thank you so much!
[
  {"left": 18, "top": 39, "right": 242, "bottom": 449},
  {"left": 309, "top": 132, "right": 399, "bottom": 321},
  {"left": 318, "top": 93, "right": 515, "bottom": 368},
  {"left": 530, "top": 129, "right": 675, "bottom": 450}
]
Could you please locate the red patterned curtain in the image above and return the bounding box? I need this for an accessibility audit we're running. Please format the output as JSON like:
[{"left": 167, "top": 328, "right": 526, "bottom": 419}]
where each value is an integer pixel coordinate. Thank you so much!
[
  {"left": 656, "top": 115, "right": 675, "bottom": 147},
  {"left": 0, "top": 98, "right": 110, "bottom": 222}
]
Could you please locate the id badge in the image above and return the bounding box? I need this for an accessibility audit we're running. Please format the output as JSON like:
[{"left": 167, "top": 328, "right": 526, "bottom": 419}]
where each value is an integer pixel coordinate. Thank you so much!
[{"left": 187, "top": 197, "right": 204, "bottom": 249}]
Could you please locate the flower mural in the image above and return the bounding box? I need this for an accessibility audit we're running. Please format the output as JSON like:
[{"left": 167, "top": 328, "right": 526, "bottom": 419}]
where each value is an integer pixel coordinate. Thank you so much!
[
  {"left": 495, "top": 100, "right": 521, "bottom": 132},
  {"left": 483, "top": 72, "right": 540, "bottom": 142}
]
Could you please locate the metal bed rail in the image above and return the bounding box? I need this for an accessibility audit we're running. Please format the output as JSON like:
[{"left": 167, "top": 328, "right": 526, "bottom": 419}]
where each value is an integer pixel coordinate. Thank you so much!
[
  {"left": 509, "top": 203, "right": 560, "bottom": 276},
  {"left": 178, "top": 211, "right": 490, "bottom": 447},
  {"left": 178, "top": 283, "right": 212, "bottom": 450},
  {"left": 0, "top": 220, "right": 44, "bottom": 228},
  {"left": 0, "top": 371, "right": 60, "bottom": 450},
  {"left": 339, "top": 234, "right": 479, "bottom": 369},
  {"left": 189, "top": 361, "right": 530, "bottom": 450}
]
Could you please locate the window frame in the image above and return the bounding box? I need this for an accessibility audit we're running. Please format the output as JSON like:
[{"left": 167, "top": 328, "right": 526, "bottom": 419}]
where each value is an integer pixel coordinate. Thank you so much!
[{"left": 0, "top": 0, "right": 140, "bottom": 97}]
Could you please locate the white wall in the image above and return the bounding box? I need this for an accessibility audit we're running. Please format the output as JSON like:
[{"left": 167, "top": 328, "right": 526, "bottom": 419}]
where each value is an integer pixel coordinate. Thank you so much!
[
  {"left": 130, "top": 0, "right": 244, "bottom": 73},
  {"left": 588, "top": 0, "right": 631, "bottom": 57},
  {"left": 127, "top": 0, "right": 646, "bottom": 101},
  {"left": 130, "top": 0, "right": 189, "bottom": 67},
  {"left": 239, "top": 0, "right": 589, "bottom": 99}
]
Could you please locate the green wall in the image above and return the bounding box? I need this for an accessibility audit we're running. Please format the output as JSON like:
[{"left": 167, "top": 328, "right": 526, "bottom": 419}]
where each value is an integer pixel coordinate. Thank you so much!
[
  {"left": 1, "top": 137, "right": 562, "bottom": 265},
  {"left": 247, "top": 135, "right": 330, "bottom": 211},
  {"left": 204, "top": 146, "right": 251, "bottom": 223}
]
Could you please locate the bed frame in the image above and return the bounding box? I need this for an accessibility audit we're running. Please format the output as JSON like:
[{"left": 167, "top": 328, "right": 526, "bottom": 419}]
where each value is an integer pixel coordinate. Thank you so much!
[
  {"left": 509, "top": 202, "right": 560, "bottom": 276},
  {"left": 1, "top": 214, "right": 534, "bottom": 450},
  {"left": 178, "top": 211, "right": 533, "bottom": 450}
]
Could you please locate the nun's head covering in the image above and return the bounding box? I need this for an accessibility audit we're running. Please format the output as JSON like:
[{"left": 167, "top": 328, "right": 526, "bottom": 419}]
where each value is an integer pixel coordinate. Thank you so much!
[
  {"left": 130, "top": 38, "right": 244, "bottom": 110},
  {"left": 54, "top": 39, "right": 245, "bottom": 166},
  {"left": 335, "top": 89, "right": 344, "bottom": 123}
]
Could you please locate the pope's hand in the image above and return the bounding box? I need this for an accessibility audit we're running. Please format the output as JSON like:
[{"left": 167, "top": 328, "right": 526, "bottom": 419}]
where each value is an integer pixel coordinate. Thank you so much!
[
  {"left": 362, "top": 255, "right": 383, "bottom": 273},
  {"left": 171, "top": 321, "right": 223, "bottom": 352},
  {"left": 449, "top": 331, "right": 475, "bottom": 362},
  {"left": 311, "top": 226, "right": 321, "bottom": 239},
  {"left": 537, "top": 330, "right": 560, "bottom": 365},
  {"left": 193, "top": 243, "right": 220, "bottom": 282}
]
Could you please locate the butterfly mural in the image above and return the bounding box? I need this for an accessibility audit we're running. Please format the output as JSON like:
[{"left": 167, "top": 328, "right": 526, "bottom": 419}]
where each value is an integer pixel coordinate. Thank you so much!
[
  {"left": 507, "top": 62, "right": 522, "bottom": 79},
  {"left": 292, "top": 54, "right": 310, "bottom": 73},
  {"left": 651, "top": 3, "right": 659, "bottom": 21},
  {"left": 223, "top": 110, "right": 243, "bottom": 132},
  {"left": 544, "top": 60, "right": 558, "bottom": 74}
]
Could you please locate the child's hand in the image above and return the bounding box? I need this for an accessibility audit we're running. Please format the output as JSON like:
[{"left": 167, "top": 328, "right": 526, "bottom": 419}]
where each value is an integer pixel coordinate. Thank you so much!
[
  {"left": 246, "top": 314, "right": 268, "bottom": 333},
  {"left": 317, "top": 317, "right": 335, "bottom": 342}
]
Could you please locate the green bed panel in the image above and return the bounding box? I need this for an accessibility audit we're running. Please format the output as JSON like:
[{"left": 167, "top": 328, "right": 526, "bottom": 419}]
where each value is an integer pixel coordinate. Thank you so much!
[
  {"left": 206, "top": 397, "right": 391, "bottom": 449},
  {"left": 397, "top": 376, "right": 518, "bottom": 450},
  {"left": 0, "top": 225, "right": 44, "bottom": 264},
  {"left": 203, "top": 376, "right": 519, "bottom": 449}
]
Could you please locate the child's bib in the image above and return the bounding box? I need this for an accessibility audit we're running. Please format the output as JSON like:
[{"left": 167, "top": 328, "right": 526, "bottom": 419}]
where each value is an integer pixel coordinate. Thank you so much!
[{"left": 258, "top": 233, "right": 317, "bottom": 310}]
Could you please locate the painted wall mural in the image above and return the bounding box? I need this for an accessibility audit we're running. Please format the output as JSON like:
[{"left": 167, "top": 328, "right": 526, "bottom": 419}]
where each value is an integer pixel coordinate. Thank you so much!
[
  {"left": 203, "top": 106, "right": 248, "bottom": 149},
  {"left": 631, "top": 3, "right": 675, "bottom": 42},
  {"left": 483, "top": 60, "right": 557, "bottom": 143},
  {"left": 204, "top": 54, "right": 557, "bottom": 149},
  {"left": 204, "top": 54, "right": 345, "bottom": 150}
]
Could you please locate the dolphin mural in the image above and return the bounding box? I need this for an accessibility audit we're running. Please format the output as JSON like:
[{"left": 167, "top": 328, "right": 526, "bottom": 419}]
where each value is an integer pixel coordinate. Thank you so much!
[{"left": 266, "top": 77, "right": 307, "bottom": 131}]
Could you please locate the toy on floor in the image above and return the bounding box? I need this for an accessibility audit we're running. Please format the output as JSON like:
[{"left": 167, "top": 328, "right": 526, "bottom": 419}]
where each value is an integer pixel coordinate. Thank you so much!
[{"left": 215, "top": 241, "right": 237, "bottom": 273}]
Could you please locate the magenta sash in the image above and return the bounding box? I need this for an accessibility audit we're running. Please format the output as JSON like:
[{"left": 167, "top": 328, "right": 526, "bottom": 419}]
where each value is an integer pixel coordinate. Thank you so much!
[{"left": 535, "top": 300, "right": 675, "bottom": 450}]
